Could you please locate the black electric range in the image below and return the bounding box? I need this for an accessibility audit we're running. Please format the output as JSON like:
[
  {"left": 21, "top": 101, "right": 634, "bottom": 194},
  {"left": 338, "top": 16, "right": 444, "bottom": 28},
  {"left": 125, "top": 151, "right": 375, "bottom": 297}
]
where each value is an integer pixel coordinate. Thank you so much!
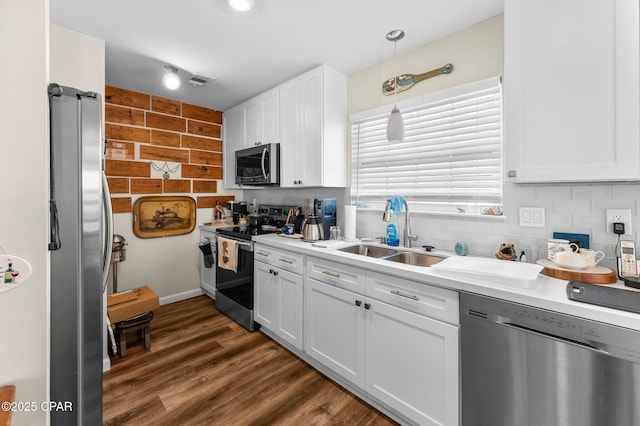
[{"left": 216, "top": 225, "right": 278, "bottom": 241}]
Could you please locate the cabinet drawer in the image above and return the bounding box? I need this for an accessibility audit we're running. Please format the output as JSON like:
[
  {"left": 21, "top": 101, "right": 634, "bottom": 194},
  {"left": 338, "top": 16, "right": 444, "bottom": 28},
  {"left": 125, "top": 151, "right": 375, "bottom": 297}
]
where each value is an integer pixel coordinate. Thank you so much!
[
  {"left": 254, "top": 244, "right": 303, "bottom": 275},
  {"left": 366, "top": 271, "right": 459, "bottom": 325},
  {"left": 306, "top": 257, "right": 365, "bottom": 294}
]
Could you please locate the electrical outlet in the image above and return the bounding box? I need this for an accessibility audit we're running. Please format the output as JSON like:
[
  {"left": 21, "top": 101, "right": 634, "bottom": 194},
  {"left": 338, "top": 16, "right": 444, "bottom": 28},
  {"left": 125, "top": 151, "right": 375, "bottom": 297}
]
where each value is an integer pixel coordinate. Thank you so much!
[{"left": 606, "top": 208, "right": 632, "bottom": 235}]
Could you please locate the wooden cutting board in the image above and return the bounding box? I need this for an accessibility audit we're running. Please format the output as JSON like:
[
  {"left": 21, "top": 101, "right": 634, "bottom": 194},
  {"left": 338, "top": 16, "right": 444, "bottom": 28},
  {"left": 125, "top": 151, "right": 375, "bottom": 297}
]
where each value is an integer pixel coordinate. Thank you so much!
[
  {"left": 537, "top": 259, "right": 617, "bottom": 284},
  {"left": 277, "top": 233, "right": 303, "bottom": 239}
]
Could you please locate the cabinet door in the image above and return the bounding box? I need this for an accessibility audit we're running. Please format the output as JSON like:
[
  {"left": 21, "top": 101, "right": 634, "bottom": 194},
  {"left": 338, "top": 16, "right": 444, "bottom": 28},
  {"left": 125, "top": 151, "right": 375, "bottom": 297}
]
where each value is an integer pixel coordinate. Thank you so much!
[
  {"left": 298, "top": 67, "right": 323, "bottom": 187},
  {"left": 276, "top": 268, "right": 303, "bottom": 350},
  {"left": 243, "top": 98, "right": 258, "bottom": 147},
  {"left": 245, "top": 89, "right": 279, "bottom": 147},
  {"left": 254, "top": 260, "right": 276, "bottom": 330},
  {"left": 222, "top": 105, "right": 243, "bottom": 188},
  {"left": 279, "top": 78, "right": 300, "bottom": 187},
  {"left": 365, "top": 299, "right": 459, "bottom": 426},
  {"left": 304, "top": 278, "right": 365, "bottom": 388},
  {"left": 504, "top": 0, "right": 640, "bottom": 182},
  {"left": 259, "top": 88, "right": 280, "bottom": 145}
]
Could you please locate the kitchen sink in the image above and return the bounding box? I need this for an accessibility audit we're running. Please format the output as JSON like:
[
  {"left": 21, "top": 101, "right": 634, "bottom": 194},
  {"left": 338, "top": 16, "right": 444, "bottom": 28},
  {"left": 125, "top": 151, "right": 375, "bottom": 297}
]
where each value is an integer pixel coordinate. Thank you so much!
[
  {"left": 385, "top": 252, "right": 446, "bottom": 267},
  {"left": 337, "top": 245, "right": 399, "bottom": 258}
]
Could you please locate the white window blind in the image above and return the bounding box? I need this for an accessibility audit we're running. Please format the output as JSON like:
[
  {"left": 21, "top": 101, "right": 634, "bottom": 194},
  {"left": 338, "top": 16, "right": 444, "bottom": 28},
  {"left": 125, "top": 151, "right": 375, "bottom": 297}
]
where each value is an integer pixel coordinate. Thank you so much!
[{"left": 351, "top": 77, "right": 502, "bottom": 214}]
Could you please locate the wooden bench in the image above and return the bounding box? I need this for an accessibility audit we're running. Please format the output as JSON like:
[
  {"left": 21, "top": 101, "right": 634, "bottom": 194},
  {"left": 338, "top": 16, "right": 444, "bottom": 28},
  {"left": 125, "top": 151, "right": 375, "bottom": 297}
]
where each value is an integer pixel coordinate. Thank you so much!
[{"left": 115, "top": 311, "right": 154, "bottom": 357}]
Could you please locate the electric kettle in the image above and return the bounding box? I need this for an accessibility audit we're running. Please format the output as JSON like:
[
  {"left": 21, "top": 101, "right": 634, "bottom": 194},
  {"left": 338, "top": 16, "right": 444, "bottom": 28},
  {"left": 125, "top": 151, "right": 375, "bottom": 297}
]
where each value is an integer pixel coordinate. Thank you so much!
[{"left": 302, "top": 215, "right": 323, "bottom": 242}]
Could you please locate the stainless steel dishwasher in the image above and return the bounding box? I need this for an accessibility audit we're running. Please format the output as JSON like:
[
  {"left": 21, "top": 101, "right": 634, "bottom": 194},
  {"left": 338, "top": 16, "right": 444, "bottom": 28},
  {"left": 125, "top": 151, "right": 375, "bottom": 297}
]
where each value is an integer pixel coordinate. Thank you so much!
[{"left": 460, "top": 292, "right": 640, "bottom": 426}]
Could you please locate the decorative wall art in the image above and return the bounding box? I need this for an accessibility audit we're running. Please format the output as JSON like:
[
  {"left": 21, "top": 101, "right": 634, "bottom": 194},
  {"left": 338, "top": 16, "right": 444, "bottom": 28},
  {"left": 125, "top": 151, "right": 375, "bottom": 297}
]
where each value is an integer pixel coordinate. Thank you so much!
[
  {"left": 133, "top": 196, "right": 196, "bottom": 238},
  {"left": 382, "top": 63, "right": 454, "bottom": 95}
]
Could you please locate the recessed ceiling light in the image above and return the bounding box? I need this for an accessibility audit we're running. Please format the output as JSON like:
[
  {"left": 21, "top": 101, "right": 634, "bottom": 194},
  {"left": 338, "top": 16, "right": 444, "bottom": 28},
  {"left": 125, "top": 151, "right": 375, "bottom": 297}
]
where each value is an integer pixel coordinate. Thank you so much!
[
  {"left": 226, "top": 0, "right": 254, "bottom": 12},
  {"left": 162, "top": 65, "right": 181, "bottom": 90}
]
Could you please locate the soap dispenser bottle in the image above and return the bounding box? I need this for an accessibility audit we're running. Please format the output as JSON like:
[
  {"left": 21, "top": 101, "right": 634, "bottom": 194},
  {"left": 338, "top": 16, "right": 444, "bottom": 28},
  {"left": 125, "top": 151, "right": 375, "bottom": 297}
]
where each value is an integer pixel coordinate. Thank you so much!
[{"left": 386, "top": 211, "right": 399, "bottom": 246}]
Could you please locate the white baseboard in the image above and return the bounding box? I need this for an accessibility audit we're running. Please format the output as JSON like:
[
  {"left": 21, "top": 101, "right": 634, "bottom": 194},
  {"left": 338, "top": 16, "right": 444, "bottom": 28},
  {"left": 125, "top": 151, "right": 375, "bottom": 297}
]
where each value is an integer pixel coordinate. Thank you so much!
[
  {"left": 103, "top": 356, "right": 111, "bottom": 372},
  {"left": 159, "top": 288, "right": 203, "bottom": 305}
]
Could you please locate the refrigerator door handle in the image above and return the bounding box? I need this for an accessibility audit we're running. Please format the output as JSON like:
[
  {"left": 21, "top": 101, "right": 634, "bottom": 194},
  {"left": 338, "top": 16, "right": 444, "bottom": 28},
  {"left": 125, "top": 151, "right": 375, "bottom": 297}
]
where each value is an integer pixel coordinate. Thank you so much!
[{"left": 102, "top": 171, "right": 113, "bottom": 293}]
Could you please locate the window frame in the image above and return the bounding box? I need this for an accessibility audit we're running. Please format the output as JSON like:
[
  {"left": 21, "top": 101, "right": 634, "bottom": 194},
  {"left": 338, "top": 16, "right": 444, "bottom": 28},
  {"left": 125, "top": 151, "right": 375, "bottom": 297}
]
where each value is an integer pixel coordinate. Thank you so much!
[{"left": 350, "top": 76, "right": 503, "bottom": 216}]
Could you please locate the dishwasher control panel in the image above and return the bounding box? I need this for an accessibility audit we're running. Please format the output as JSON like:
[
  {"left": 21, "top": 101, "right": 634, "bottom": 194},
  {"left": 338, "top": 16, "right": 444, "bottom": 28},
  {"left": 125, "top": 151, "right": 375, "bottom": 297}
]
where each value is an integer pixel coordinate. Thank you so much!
[{"left": 497, "top": 304, "right": 601, "bottom": 339}]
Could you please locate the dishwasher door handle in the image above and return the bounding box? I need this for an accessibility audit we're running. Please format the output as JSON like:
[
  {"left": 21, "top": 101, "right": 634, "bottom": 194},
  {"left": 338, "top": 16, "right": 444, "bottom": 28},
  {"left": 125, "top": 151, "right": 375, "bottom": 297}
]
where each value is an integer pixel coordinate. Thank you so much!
[{"left": 497, "top": 320, "right": 610, "bottom": 356}]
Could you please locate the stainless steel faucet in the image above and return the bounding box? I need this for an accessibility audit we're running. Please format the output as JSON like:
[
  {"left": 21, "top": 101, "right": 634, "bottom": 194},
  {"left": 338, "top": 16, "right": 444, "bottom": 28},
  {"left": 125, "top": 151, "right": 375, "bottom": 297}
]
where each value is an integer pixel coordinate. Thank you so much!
[{"left": 382, "top": 198, "right": 418, "bottom": 248}]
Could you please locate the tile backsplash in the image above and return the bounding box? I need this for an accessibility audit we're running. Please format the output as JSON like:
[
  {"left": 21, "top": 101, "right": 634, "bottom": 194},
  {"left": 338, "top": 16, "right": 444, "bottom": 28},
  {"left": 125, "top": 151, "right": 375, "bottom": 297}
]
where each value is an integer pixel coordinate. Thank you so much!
[
  {"left": 245, "top": 182, "right": 639, "bottom": 268},
  {"left": 357, "top": 182, "right": 640, "bottom": 268}
]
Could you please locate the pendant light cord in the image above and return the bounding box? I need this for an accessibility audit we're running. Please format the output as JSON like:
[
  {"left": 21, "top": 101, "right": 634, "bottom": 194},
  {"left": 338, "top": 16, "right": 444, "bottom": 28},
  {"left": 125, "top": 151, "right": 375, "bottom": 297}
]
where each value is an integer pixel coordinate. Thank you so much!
[{"left": 393, "top": 39, "right": 398, "bottom": 108}]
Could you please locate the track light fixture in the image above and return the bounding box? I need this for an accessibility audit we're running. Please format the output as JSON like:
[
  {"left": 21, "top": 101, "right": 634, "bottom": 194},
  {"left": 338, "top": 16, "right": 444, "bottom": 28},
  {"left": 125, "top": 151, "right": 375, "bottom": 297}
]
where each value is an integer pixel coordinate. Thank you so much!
[
  {"left": 226, "top": 0, "right": 254, "bottom": 12},
  {"left": 162, "top": 65, "right": 181, "bottom": 90}
]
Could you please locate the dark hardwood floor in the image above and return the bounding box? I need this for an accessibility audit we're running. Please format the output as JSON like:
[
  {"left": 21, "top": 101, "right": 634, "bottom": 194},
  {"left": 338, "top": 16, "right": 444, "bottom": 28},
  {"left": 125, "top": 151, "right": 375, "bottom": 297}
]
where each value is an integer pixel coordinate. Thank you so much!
[{"left": 103, "top": 295, "right": 398, "bottom": 425}]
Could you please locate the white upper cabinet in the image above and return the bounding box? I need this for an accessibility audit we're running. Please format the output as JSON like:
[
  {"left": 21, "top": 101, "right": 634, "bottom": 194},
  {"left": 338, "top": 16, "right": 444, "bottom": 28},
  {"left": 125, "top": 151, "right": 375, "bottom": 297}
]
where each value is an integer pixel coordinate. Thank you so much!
[
  {"left": 222, "top": 105, "right": 243, "bottom": 188},
  {"left": 504, "top": 0, "right": 640, "bottom": 182},
  {"left": 223, "top": 88, "right": 280, "bottom": 188},
  {"left": 248, "top": 88, "right": 280, "bottom": 148},
  {"left": 279, "top": 65, "right": 347, "bottom": 188}
]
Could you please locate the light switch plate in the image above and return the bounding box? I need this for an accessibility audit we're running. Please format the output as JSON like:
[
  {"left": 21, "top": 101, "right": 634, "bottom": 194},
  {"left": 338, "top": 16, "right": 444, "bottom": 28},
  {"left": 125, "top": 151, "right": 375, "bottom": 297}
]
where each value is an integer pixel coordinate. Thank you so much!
[{"left": 519, "top": 207, "right": 545, "bottom": 227}]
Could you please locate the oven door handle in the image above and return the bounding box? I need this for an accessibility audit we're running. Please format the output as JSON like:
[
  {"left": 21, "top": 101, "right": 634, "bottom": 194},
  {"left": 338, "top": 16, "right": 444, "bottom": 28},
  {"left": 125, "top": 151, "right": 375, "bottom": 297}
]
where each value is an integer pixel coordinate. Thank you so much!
[
  {"left": 216, "top": 235, "right": 253, "bottom": 249},
  {"left": 236, "top": 241, "right": 253, "bottom": 250},
  {"left": 261, "top": 147, "right": 268, "bottom": 179},
  {"left": 216, "top": 236, "right": 254, "bottom": 251}
]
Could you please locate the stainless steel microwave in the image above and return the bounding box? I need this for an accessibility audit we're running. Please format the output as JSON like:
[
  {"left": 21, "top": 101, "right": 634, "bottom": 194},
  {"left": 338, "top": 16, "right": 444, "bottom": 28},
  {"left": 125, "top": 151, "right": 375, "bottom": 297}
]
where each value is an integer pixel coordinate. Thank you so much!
[{"left": 235, "top": 143, "right": 280, "bottom": 185}]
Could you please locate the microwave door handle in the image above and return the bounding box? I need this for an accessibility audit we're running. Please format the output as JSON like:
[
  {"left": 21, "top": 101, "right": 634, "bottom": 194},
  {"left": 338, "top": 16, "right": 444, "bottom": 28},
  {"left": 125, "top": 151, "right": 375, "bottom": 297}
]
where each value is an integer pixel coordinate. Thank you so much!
[{"left": 261, "top": 147, "right": 268, "bottom": 179}]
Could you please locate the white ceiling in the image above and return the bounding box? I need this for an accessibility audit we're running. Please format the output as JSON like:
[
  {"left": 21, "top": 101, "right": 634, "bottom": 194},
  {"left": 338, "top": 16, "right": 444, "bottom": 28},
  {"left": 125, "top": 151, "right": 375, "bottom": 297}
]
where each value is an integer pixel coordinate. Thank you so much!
[{"left": 50, "top": 0, "right": 503, "bottom": 111}]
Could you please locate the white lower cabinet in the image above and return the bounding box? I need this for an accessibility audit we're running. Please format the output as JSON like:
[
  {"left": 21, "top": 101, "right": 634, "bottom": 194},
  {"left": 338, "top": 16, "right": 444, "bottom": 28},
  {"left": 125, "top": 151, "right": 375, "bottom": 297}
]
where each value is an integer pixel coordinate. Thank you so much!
[
  {"left": 364, "top": 297, "right": 459, "bottom": 426},
  {"left": 304, "top": 277, "right": 366, "bottom": 387},
  {"left": 254, "top": 245, "right": 303, "bottom": 350},
  {"left": 304, "top": 257, "right": 460, "bottom": 426}
]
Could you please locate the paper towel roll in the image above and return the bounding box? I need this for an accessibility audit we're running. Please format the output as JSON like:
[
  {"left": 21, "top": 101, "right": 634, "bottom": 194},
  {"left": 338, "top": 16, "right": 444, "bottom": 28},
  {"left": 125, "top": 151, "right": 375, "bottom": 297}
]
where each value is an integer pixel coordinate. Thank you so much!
[{"left": 344, "top": 205, "right": 357, "bottom": 241}]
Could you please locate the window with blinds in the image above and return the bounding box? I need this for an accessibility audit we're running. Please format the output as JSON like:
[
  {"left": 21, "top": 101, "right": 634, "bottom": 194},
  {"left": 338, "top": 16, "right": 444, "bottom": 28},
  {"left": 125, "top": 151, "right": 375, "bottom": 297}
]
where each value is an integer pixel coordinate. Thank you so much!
[{"left": 350, "top": 77, "right": 502, "bottom": 214}]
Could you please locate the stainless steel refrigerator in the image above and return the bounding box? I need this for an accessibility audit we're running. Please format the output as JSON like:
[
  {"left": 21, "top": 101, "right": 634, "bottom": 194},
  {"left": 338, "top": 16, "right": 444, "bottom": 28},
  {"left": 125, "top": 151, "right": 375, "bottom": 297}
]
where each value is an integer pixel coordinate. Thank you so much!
[{"left": 48, "top": 83, "right": 112, "bottom": 425}]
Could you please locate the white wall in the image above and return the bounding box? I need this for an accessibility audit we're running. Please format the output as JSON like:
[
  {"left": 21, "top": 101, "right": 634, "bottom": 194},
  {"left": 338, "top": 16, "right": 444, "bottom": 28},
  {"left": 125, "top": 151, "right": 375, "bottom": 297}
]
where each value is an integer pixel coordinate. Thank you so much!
[
  {"left": 347, "top": 15, "right": 504, "bottom": 114},
  {"left": 0, "top": 1, "right": 49, "bottom": 424},
  {"left": 347, "top": 13, "right": 637, "bottom": 270},
  {"left": 49, "top": 24, "right": 105, "bottom": 94},
  {"left": 110, "top": 208, "right": 213, "bottom": 301}
]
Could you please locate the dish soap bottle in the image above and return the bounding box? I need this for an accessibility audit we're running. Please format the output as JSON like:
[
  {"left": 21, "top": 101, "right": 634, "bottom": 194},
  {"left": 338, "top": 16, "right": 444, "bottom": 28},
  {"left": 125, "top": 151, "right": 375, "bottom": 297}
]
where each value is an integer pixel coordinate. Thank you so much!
[{"left": 386, "top": 211, "right": 399, "bottom": 246}]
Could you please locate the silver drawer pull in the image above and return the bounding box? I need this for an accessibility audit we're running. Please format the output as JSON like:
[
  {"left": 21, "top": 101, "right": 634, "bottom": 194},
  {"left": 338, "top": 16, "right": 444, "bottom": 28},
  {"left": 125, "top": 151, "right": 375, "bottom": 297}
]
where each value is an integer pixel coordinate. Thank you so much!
[
  {"left": 256, "top": 251, "right": 270, "bottom": 257},
  {"left": 390, "top": 290, "right": 419, "bottom": 301},
  {"left": 278, "top": 258, "right": 294, "bottom": 264},
  {"left": 321, "top": 270, "right": 341, "bottom": 278}
]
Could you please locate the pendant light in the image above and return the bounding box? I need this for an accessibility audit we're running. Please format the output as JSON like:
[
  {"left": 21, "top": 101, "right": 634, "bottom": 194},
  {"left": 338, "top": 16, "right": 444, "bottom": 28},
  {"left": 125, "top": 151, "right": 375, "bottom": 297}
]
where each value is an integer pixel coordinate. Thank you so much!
[{"left": 386, "top": 29, "right": 405, "bottom": 143}]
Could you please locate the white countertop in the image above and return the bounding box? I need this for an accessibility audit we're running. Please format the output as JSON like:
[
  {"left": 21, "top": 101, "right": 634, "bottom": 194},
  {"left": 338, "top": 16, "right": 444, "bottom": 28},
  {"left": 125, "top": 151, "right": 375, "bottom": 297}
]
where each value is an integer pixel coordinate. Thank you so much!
[
  {"left": 198, "top": 220, "right": 235, "bottom": 231},
  {"left": 252, "top": 233, "right": 640, "bottom": 331}
]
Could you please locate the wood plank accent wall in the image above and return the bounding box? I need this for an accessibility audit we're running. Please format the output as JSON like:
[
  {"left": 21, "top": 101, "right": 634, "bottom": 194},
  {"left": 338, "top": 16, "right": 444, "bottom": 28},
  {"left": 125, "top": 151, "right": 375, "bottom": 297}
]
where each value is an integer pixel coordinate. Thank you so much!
[{"left": 104, "top": 86, "right": 233, "bottom": 213}]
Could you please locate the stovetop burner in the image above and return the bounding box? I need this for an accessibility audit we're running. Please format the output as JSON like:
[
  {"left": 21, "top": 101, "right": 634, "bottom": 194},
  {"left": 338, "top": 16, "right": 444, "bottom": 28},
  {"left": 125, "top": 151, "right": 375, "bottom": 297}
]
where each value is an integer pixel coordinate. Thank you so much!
[{"left": 216, "top": 225, "right": 278, "bottom": 241}]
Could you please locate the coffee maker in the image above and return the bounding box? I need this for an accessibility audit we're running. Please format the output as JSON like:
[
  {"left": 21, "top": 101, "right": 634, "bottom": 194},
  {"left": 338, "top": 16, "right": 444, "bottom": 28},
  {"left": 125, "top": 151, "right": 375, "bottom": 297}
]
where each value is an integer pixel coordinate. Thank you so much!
[
  {"left": 306, "top": 198, "right": 336, "bottom": 240},
  {"left": 227, "top": 201, "right": 248, "bottom": 224}
]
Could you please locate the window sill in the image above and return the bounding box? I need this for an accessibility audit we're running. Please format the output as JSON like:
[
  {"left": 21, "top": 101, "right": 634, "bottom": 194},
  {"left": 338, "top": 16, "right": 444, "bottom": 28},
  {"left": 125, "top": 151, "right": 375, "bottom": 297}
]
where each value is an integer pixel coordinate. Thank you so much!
[{"left": 355, "top": 207, "right": 507, "bottom": 221}]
